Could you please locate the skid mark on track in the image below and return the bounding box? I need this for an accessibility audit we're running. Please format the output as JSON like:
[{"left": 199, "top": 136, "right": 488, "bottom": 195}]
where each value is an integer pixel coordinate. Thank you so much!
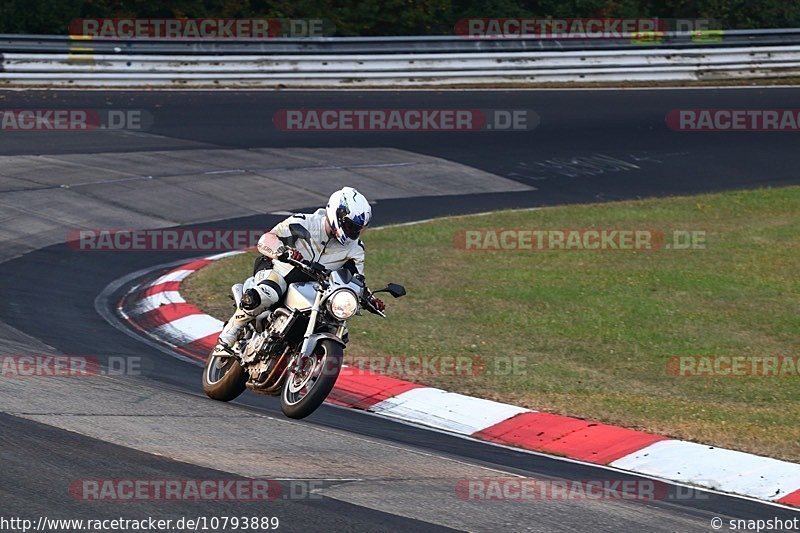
[{"left": 507, "top": 151, "right": 689, "bottom": 182}]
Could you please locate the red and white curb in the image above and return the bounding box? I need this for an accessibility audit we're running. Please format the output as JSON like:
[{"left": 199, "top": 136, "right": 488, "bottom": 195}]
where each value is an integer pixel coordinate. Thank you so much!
[{"left": 119, "top": 252, "right": 800, "bottom": 508}]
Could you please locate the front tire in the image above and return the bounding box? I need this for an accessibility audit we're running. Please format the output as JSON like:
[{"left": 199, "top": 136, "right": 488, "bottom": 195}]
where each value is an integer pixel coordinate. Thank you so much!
[
  {"left": 281, "top": 339, "right": 343, "bottom": 419},
  {"left": 202, "top": 351, "right": 247, "bottom": 402}
]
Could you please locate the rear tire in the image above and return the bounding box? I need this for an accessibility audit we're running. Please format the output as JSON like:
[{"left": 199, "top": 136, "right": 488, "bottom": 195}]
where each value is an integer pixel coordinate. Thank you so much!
[
  {"left": 280, "top": 339, "right": 343, "bottom": 419},
  {"left": 202, "top": 351, "right": 247, "bottom": 402}
]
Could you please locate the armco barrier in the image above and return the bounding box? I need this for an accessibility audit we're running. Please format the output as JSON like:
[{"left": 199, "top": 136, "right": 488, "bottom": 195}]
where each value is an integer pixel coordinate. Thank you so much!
[{"left": 1, "top": 31, "right": 799, "bottom": 86}]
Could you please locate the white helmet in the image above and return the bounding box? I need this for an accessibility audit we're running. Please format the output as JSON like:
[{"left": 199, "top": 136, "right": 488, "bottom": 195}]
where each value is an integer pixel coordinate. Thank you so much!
[{"left": 326, "top": 187, "right": 372, "bottom": 245}]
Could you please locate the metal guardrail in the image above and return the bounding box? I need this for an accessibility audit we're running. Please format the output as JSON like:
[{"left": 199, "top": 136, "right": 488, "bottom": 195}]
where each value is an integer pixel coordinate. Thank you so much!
[
  {"left": 2, "top": 29, "right": 800, "bottom": 54},
  {"left": 1, "top": 31, "right": 800, "bottom": 86}
]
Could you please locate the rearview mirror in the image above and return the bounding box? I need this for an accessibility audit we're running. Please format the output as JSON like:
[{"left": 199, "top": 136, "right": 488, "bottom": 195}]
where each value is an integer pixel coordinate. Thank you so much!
[
  {"left": 387, "top": 283, "right": 406, "bottom": 298},
  {"left": 373, "top": 283, "right": 406, "bottom": 298}
]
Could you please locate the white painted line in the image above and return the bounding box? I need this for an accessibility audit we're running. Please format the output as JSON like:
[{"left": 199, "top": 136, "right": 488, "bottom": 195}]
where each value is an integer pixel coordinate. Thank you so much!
[
  {"left": 204, "top": 169, "right": 246, "bottom": 175},
  {"left": 205, "top": 250, "right": 247, "bottom": 260},
  {"left": 610, "top": 440, "right": 800, "bottom": 501},
  {"left": 151, "top": 269, "right": 194, "bottom": 285},
  {"left": 370, "top": 387, "right": 530, "bottom": 435},
  {"left": 369, "top": 207, "right": 542, "bottom": 231}
]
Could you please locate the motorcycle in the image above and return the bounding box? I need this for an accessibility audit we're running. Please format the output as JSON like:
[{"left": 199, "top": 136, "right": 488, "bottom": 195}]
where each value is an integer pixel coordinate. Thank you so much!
[{"left": 202, "top": 224, "right": 406, "bottom": 419}]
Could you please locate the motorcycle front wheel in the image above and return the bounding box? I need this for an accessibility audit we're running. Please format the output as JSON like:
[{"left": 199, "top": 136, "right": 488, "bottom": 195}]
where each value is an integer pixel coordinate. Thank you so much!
[{"left": 280, "top": 339, "right": 343, "bottom": 419}]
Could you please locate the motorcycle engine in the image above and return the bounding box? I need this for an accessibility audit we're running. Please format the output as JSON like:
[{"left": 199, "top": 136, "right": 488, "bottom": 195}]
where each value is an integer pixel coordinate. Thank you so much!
[
  {"left": 268, "top": 309, "right": 294, "bottom": 338},
  {"left": 240, "top": 332, "right": 269, "bottom": 364},
  {"left": 240, "top": 309, "right": 294, "bottom": 368}
]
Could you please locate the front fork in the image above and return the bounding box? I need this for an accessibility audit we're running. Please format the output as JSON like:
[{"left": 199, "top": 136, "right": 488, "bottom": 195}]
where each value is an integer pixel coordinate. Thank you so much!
[
  {"left": 290, "top": 288, "right": 325, "bottom": 374},
  {"left": 292, "top": 288, "right": 347, "bottom": 373},
  {"left": 299, "top": 288, "right": 324, "bottom": 357}
]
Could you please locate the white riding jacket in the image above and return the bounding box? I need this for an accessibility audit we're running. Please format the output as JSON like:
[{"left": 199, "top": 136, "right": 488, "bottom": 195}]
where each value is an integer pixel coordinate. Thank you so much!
[{"left": 259, "top": 209, "right": 365, "bottom": 276}]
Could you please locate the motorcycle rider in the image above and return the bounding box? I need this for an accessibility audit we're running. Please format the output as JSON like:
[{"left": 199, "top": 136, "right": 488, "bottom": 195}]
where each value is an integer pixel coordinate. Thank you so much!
[{"left": 214, "top": 187, "right": 385, "bottom": 354}]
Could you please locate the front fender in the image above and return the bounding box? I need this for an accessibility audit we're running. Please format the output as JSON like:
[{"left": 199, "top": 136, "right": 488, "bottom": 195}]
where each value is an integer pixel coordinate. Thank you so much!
[{"left": 302, "top": 332, "right": 346, "bottom": 357}]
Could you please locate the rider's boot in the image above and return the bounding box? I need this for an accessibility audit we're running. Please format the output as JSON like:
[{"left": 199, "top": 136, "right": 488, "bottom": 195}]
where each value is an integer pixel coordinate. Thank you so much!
[{"left": 214, "top": 307, "right": 251, "bottom": 354}]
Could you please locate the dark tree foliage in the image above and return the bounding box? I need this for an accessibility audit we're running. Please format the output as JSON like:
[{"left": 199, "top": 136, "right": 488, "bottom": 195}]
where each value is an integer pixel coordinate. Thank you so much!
[{"left": 0, "top": 0, "right": 797, "bottom": 35}]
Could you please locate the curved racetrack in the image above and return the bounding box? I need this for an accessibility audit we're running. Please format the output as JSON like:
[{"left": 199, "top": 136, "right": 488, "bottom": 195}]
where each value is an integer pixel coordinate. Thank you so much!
[{"left": 1, "top": 88, "right": 799, "bottom": 532}]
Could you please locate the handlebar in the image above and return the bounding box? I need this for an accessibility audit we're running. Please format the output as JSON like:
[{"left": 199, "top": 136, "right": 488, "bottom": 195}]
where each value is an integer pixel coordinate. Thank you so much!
[
  {"left": 279, "top": 246, "right": 386, "bottom": 318},
  {"left": 361, "top": 291, "right": 386, "bottom": 318},
  {"left": 280, "top": 249, "right": 329, "bottom": 277}
]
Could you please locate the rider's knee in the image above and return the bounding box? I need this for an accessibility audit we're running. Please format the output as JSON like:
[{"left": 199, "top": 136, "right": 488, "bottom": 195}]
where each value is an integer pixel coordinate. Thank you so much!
[
  {"left": 241, "top": 281, "right": 282, "bottom": 317},
  {"left": 241, "top": 288, "right": 262, "bottom": 314}
]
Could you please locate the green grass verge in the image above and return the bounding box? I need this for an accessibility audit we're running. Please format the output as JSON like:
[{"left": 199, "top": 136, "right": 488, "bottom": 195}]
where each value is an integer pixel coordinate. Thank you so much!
[{"left": 182, "top": 186, "right": 800, "bottom": 461}]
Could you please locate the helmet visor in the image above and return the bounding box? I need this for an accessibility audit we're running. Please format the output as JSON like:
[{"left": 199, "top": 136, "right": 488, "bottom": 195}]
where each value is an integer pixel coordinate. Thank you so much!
[{"left": 340, "top": 216, "right": 364, "bottom": 240}]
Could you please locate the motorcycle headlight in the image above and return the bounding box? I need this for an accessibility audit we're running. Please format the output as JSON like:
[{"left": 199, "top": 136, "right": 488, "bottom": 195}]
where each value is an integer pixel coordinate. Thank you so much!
[{"left": 327, "top": 289, "right": 358, "bottom": 320}]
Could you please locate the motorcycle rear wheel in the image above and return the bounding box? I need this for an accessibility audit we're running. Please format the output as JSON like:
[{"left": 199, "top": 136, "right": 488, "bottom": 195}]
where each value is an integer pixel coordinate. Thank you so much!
[{"left": 202, "top": 350, "right": 247, "bottom": 402}]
